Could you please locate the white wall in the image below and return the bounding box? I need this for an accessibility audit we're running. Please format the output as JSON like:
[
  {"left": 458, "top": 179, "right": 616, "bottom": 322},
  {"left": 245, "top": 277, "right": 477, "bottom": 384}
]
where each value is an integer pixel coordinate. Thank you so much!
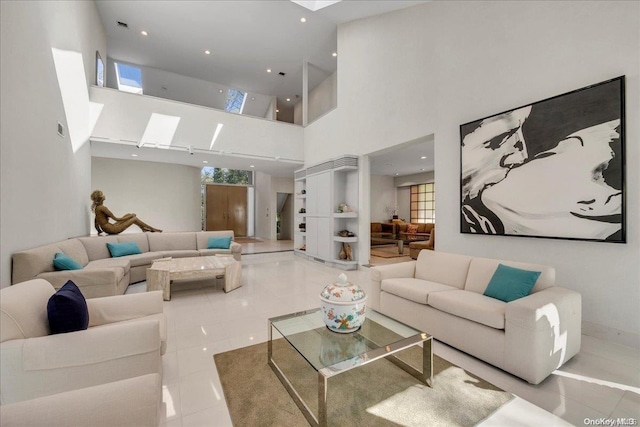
[
  {"left": 294, "top": 71, "right": 338, "bottom": 125},
  {"left": 106, "top": 58, "right": 272, "bottom": 119},
  {"left": 254, "top": 171, "right": 271, "bottom": 239},
  {"left": 90, "top": 87, "right": 304, "bottom": 162},
  {"left": 305, "top": 1, "right": 640, "bottom": 347},
  {"left": 0, "top": 1, "right": 106, "bottom": 286},
  {"left": 253, "top": 173, "right": 295, "bottom": 240},
  {"left": 370, "top": 175, "right": 396, "bottom": 222},
  {"left": 91, "top": 158, "right": 202, "bottom": 233}
]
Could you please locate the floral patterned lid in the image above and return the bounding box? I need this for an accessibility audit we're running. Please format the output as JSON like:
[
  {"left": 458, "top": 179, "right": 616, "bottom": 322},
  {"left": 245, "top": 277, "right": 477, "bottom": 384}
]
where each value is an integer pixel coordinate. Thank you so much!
[{"left": 320, "top": 273, "right": 367, "bottom": 303}]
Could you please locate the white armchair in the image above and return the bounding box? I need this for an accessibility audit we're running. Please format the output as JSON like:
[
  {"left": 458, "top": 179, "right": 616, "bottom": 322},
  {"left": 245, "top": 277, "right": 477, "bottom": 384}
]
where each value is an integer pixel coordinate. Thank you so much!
[
  {"left": 0, "top": 279, "right": 166, "bottom": 404},
  {"left": 0, "top": 374, "right": 162, "bottom": 427}
]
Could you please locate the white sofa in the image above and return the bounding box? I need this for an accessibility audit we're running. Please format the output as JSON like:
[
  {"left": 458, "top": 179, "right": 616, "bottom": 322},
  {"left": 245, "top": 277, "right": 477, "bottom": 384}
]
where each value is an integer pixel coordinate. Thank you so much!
[
  {"left": 11, "top": 231, "right": 242, "bottom": 298},
  {"left": 0, "top": 279, "right": 166, "bottom": 404},
  {"left": 0, "top": 374, "right": 162, "bottom": 427},
  {"left": 370, "top": 250, "right": 581, "bottom": 384}
]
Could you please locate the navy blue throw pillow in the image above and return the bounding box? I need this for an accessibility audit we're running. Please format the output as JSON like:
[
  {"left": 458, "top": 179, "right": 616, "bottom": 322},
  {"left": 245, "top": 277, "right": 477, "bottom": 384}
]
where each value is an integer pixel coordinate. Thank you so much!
[{"left": 47, "top": 280, "right": 89, "bottom": 334}]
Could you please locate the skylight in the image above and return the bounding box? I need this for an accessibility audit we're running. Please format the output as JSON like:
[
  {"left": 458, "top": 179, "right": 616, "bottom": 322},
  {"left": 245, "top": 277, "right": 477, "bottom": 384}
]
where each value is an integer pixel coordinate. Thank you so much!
[
  {"left": 225, "top": 89, "right": 246, "bottom": 114},
  {"left": 114, "top": 62, "right": 143, "bottom": 94},
  {"left": 290, "top": 0, "right": 342, "bottom": 12}
]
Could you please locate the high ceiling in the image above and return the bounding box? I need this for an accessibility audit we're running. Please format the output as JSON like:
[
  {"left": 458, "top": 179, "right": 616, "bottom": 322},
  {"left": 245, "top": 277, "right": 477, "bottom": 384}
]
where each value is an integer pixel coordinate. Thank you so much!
[
  {"left": 93, "top": 0, "right": 432, "bottom": 176},
  {"left": 95, "top": 0, "right": 428, "bottom": 104}
]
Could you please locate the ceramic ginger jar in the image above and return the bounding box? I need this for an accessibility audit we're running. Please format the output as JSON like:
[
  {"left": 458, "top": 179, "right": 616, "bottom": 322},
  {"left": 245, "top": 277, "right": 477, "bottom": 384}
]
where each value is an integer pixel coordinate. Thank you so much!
[{"left": 320, "top": 273, "right": 367, "bottom": 333}]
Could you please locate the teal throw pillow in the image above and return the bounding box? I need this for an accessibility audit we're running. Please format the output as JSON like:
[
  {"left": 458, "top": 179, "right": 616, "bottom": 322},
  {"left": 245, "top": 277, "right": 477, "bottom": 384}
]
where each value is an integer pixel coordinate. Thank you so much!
[
  {"left": 483, "top": 264, "right": 541, "bottom": 303},
  {"left": 53, "top": 253, "right": 83, "bottom": 270},
  {"left": 207, "top": 236, "right": 232, "bottom": 249},
  {"left": 107, "top": 242, "right": 142, "bottom": 257}
]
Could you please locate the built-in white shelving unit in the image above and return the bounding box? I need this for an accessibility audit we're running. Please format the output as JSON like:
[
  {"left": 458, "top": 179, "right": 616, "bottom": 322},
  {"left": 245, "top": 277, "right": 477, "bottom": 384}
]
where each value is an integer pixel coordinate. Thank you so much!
[{"left": 294, "top": 155, "right": 359, "bottom": 270}]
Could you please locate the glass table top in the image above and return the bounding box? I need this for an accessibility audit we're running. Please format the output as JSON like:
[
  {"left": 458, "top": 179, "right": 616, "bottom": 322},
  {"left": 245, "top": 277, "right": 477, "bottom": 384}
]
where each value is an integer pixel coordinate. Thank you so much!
[{"left": 270, "top": 308, "right": 429, "bottom": 373}]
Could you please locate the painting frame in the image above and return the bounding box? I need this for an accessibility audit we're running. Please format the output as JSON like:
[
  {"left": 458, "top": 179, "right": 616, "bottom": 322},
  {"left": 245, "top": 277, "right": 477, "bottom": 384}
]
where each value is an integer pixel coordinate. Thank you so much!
[{"left": 459, "top": 76, "right": 625, "bottom": 243}]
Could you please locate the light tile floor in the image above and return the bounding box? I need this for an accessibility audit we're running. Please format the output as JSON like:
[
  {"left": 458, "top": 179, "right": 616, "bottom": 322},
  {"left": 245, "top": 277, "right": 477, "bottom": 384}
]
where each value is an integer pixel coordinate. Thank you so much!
[{"left": 128, "top": 251, "right": 639, "bottom": 427}]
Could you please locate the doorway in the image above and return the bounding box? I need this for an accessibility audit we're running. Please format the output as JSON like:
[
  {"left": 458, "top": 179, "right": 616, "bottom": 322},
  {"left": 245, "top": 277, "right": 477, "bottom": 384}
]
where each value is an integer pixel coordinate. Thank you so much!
[
  {"left": 276, "top": 192, "right": 293, "bottom": 240},
  {"left": 205, "top": 184, "right": 248, "bottom": 237}
]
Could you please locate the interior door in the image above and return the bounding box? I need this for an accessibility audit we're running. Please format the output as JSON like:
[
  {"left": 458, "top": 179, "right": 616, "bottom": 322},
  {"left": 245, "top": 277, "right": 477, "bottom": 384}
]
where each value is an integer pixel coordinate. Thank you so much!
[
  {"left": 206, "top": 185, "right": 228, "bottom": 231},
  {"left": 227, "top": 186, "right": 248, "bottom": 237}
]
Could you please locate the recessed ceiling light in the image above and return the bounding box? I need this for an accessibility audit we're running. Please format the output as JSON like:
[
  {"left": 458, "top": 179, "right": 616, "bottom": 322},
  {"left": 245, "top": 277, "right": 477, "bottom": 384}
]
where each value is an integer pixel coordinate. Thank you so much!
[
  {"left": 267, "top": 69, "right": 272, "bottom": 73},
  {"left": 204, "top": 50, "right": 211, "bottom": 55},
  {"left": 251, "top": 97, "right": 255, "bottom": 101},
  {"left": 250, "top": 165, "right": 255, "bottom": 168},
  {"left": 203, "top": 160, "right": 208, "bottom": 164},
  {"left": 286, "top": 98, "right": 291, "bottom": 102},
  {"left": 421, "top": 156, "right": 427, "bottom": 159},
  {"left": 131, "top": 154, "right": 138, "bottom": 157},
  {"left": 332, "top": 52, "right": 337, "bottom": 57},
  {"left": 276, "top": 109, "right": 280, "bottom": 113},
  {"left": 420, "top": 168, "right": 425, "bottom": 171},
  {"left": 140, "top": 30, "right": 148, "bottom": 36},
  {"left": 395, "top": 173, "right": 399, "bottom": 176},
  {"left": 219, "top": 89, "right": 223, "bottom": 93},
  {"left": 300, "top": 17, "right": 306, "bottom": 23}
]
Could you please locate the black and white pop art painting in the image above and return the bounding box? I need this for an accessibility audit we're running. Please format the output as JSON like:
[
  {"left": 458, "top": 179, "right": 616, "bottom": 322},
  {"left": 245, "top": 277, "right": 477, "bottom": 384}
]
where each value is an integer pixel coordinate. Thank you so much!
[{"left": 460, "top": 76, "right": 625, "bottom": 243}]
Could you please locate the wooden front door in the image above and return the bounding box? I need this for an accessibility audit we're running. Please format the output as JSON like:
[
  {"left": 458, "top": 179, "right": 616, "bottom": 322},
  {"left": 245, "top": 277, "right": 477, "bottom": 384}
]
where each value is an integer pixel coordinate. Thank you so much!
[{"left": 205, "top": 185, "right": 247, "bottom": 237}]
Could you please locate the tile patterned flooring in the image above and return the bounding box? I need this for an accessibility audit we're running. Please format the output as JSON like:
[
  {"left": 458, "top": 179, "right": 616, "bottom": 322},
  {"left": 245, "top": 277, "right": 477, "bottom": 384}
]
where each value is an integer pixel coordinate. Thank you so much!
[{"left": 127, "top": 248, "right": 639, "bottom": 427}]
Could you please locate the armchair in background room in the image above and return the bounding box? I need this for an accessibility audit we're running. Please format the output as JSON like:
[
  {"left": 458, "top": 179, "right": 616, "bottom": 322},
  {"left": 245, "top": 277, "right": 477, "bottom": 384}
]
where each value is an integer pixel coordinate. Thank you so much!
[
  {"left": 0, "top": 279, "right": 166, "bottom": 405},
  {"left": 409, "top": 226, "right": 435, "bottom": 259}
]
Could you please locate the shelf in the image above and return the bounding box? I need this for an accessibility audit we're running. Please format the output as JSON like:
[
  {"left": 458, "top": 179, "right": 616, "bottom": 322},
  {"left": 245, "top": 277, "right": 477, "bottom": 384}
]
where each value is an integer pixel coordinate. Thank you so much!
[
  {"left": 334, "top": 236, "right": 358, "bottom": 243},
  {"left": 296, "top": 195, "right": 307, "bottom": 199},
  {"left": 333, "top": 212, "right": 357, "bottom": 218}
]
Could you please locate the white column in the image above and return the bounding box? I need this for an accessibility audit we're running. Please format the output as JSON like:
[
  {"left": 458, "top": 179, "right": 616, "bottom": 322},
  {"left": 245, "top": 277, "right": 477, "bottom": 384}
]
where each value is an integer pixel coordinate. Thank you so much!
[{"left": 302, "top": 61, "right": 308, "bottom": 126}]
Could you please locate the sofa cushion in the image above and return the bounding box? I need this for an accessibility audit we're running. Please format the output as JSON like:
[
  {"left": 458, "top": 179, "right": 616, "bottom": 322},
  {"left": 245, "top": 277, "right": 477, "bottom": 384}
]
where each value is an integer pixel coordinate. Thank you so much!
[
  {"left": 57, "top": 240, "right": 89, "bottom": 266},
  {"left": 78, "top": 236, "right": 119, "bottom": 261},
  {"left": 464, "top": 257, "right": 555, "bottom": 294},
  {"left": 115, "top": 252, "right": 164, "bottom": 268},
  {"left": 484, "top": 264, "right": 541, "bottom": 302},
  {"left": 107, "top": 242, "right": 142, "bottom": 258},
  {"left": 207, "top": 236, "right": 232, "bottom": 249},
  {"left": 381, "top": 278, "right": 458, "bottom": 305},
  {"left": 159, "top": 250, "right": 200, "bottom": 259},
  {"left": 47, "top": 281, "right": 89, "bottom": 334},
  {"left": 85, "top": 258, "right": 130, "bottom": 275},
  {"left": 428, "top": 290, "right": 506, "bottom": 329},
  {"left": 12, "top": 244, "right": 62, "bottom": 284},
  {"left": 53, "top": 253, "right": 83, "bottom": 271},
  {"left": 148, "top": 232, "right": 196, "bottom": 252},
  {"left": 414, "top": 250, "right": 472, "bottom": 289},
  {"left": 196, "top": 231, "right": 235, "bottom": 250},
  {"left": 116, "top": 233, "right": 150, "bottom": 253}
]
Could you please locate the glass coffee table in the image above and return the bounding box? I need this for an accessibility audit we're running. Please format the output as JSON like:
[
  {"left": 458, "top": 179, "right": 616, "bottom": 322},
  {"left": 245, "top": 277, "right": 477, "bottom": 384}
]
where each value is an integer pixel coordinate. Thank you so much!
[{"left": 268, "top": 308, "right": 432, "bottom": 426}]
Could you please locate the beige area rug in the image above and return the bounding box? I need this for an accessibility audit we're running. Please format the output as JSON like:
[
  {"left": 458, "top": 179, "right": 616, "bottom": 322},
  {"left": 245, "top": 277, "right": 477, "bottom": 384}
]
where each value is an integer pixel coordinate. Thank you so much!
[
  {"left": 370, "top": 244, "right": 408, "bottom": 258},
  {"left": 214, "top": 339, "right": 512, "bottom": 427}
]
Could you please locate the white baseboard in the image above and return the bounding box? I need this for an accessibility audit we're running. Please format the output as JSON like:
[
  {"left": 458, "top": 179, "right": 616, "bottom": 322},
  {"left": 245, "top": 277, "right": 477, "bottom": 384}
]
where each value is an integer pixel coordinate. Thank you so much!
[{"left": 582, "top": 320, "right": 640, "bottom": 349}]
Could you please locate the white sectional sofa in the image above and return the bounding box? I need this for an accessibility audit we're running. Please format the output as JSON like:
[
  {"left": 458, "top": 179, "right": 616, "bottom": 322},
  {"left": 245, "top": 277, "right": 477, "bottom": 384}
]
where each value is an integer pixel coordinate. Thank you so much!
[
  {"left": 12, "top": 231, "right": 242, "bottom": 298},
  {"left": 370, "top": 250, "right": 582, "bottom": 384}
]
